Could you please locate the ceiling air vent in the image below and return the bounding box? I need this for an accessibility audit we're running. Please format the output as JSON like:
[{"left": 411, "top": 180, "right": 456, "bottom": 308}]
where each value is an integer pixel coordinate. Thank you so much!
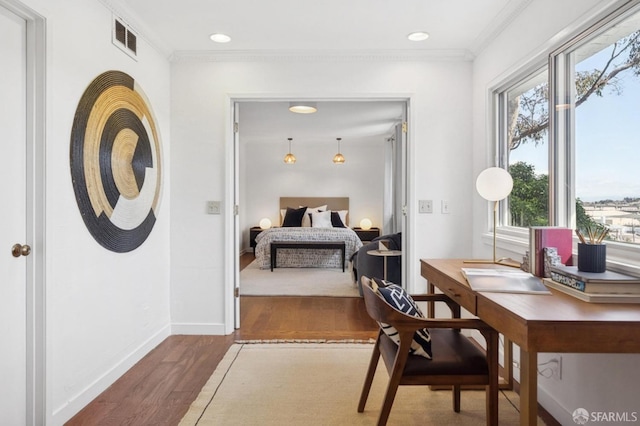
[{"left": 112, "top": 16, "right": 137, "bottom": 59}]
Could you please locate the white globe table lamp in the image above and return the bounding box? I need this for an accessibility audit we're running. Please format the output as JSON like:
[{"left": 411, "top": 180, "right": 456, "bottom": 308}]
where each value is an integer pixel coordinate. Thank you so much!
[
  {"left": 259, "top": 218, "right": 272, "bottom": 230},
  {"left": 468, "top": 167, "right": 514, "bottom": 265}
]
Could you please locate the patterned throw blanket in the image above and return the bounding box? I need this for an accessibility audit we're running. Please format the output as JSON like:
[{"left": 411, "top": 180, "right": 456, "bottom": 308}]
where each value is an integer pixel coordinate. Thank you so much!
[{"left": 254, "top": 227, "right": 363, "bottom": 269}]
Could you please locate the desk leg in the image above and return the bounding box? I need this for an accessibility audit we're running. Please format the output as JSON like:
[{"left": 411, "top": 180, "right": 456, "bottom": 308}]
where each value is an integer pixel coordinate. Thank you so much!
[
  {"left": 503, "top": 337, "right": 513, "bottom": 389},
  {"left": 520, "top": 349, "right": 538, "bottom": 426},
  {"left": 426, "top": 282, "right": 435, "bottom": 318}
]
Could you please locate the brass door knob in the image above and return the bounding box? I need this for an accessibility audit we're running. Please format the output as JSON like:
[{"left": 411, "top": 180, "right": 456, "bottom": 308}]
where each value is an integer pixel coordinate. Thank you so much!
[{"left": 11, "top": 244, "right": 31, "bottom": 257}]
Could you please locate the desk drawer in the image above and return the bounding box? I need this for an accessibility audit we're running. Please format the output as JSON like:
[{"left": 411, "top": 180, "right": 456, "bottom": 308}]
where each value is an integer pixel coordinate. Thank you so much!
[{"left": 421, "top": 261, "right": 477, "bottom": 315}]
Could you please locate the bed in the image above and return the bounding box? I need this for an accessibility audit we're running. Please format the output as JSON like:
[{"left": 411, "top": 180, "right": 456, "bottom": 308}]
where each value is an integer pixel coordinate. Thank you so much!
[{"left": 254, "top": 197, "right": 363, "bottom": 269}]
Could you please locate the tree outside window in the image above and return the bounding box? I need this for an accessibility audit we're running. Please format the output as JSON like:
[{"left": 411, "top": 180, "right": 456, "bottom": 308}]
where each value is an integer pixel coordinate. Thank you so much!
[{"left": 504, "top": 11, "right": 640, "bottom": 245}]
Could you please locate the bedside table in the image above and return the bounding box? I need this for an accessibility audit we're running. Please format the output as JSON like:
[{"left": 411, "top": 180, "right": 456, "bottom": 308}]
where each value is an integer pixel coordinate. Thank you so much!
[
  {"left": 352, "top": 227, "right": 380, "bottom": 242},
  {"left": 249, "top": 227, "right": 263, "bottom": 254}
]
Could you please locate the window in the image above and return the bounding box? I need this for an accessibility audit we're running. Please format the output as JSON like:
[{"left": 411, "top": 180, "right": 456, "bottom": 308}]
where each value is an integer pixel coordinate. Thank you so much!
[
  {"left": 499, "top": 69, "right": 550, "bottom": 227},
  {"left": 556, "top": 4, "right": 640, "bottom": 246},
  {"left": 570, "top": 17, "right": 640, "bottom": 245},
  {"left": 497, "top": 2, "right": 640, "bottom": 251}
]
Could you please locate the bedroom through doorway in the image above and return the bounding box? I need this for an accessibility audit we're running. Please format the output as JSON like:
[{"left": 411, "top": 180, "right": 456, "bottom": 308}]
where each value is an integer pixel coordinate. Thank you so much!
[{"left": 230, "top": 98, "right": 410, "bottom": 329}]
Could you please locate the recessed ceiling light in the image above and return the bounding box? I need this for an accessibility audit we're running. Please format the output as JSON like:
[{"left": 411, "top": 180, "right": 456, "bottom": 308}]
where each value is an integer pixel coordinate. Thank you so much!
[
  {"left": 407, "top": 31, "right": 429, "bottom": 41},
  {"left": 210, "top": 33, "right": 231, "bottom": 43}
]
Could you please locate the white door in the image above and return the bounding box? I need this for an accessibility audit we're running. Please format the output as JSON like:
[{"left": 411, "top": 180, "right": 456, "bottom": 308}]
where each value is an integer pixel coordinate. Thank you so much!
[
  {"left": 233, "top": 102, "right": 241, "bottom": 328},
  {"left": 0, "top": 4, "right": 28, "bottom": 424},
  {"left": 400, "top": 102, "right": 409, "bottom": 288}
]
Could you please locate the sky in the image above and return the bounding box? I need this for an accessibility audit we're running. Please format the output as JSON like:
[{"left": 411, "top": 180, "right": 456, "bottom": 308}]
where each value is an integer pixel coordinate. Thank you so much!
[{"left": 510, "top": 44, "right": 640, "bottom": 202}]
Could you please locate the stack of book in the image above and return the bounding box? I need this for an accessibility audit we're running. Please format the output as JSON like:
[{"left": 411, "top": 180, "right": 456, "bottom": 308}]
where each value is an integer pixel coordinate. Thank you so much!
[{"left": 544, "top": 264, "right": 640, "bottom": 303}]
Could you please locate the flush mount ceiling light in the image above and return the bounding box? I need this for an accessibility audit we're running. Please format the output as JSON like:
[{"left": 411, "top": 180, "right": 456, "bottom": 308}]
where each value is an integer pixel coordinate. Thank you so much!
[
  {"left": 333, "top": 137, "right": 345, "bottom": 164},
  {"left": 283, "top": 138, "right": 296, "bottom": 164},
  {"left": 407, "top": 31, "right": 429, "bottom": 41},
  {"left": 289, "top": 101, "right": 317, "bottom": 114},
  {"left": 209, "top": 33, "right": 231, "bottom": 43}
]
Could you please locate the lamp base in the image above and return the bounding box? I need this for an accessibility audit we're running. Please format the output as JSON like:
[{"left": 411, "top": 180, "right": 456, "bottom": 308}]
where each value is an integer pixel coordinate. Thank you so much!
[{"left": 463, "top": 258, "right": 521, "bottom": 268}]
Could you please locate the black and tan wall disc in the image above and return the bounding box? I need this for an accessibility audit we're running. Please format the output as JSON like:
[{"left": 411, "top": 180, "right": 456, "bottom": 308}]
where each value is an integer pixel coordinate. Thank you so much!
[{"left": 70, "top": 70, "right": 162, "bottom": 253}]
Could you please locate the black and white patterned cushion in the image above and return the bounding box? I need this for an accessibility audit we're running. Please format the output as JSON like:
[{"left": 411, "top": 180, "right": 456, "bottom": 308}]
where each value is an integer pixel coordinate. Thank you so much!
[{"left": 375, "top": 280, "right": 432, "bottom": 359}]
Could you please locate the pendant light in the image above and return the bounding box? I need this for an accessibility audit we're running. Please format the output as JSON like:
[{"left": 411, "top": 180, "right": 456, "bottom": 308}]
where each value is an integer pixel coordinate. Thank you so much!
[
  {"left": 333, "top": 137, "right": 345, "bottom": 164},
  {"left": 283, "top": 137, "right": 296, "bottom": 164}
]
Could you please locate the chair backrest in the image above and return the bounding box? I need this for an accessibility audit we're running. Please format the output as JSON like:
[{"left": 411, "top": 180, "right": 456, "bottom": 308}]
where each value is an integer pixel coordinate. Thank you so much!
[{"left": 360, "top": 276, "right": 420, "bottom": 332}]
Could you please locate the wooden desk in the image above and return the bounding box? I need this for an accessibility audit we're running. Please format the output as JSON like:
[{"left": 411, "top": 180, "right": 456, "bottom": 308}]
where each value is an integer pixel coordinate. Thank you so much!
[{"left": 421, "top": 258, "right": 640, "bottom": 426}]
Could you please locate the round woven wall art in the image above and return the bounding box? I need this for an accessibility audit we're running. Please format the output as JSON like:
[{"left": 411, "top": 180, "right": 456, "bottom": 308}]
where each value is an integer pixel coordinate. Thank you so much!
[{"left": 70, "top": 70, "right": 162, "bottom": 253}]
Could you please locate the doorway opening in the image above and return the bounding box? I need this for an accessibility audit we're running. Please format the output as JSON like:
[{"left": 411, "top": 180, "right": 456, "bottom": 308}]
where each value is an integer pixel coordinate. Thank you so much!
[{"left": 226, "top": 97, "right": 412, "bottom": 330}]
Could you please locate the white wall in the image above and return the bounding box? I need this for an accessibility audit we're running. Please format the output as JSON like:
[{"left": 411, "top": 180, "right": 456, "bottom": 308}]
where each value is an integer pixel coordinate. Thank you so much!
[
  {"left": 472, "top": 0, "right": 640, "bottom": 423},
  {"left": 170, "top": 58, "right": 475, "bottom": 330},
  {"left": 240, "top": 137, "right": 386, "bottom": 250},
  {"left": 16, "top": 0, "right": 172, "bottom": 423}
]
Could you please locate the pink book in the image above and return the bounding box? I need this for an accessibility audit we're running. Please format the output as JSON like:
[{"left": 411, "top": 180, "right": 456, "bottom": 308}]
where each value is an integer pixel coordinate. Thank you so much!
[{"left": 529, "top": 227, "right": 573, "bottom": 277}]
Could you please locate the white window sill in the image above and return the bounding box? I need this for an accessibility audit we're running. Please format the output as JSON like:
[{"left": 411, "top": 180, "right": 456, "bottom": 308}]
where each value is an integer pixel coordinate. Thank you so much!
[{"left": 484, "top": 227, "right": 640, "bottom": 276}]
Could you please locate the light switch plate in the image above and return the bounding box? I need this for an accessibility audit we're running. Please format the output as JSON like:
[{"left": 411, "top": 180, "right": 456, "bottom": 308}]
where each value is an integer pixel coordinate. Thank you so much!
[
  {"left": 207, "top": 200, "right": 221, "bottom": 214},
  {"left": 441, "top": 200, "right": 450, "bottom": 214},
  {"left": 419, "top": 200, "right": 433, "bottom": 214}
]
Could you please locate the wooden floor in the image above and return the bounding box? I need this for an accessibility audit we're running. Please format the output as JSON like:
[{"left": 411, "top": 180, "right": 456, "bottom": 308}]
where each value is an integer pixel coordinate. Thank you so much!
[
  {"left": 65, "top": 253, "right": 378, "bottom": 425},
  {"left": 65, "top": 253, "right": 559, "bottom": 426}
]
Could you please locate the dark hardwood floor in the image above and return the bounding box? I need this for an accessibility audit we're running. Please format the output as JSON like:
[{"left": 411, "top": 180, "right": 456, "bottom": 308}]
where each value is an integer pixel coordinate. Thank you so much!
[{"left": 65, "top": 253, "right": 378, "bottom": 425}]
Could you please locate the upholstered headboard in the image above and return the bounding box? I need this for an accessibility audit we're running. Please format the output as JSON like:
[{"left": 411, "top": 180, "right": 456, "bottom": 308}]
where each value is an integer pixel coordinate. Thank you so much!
[{"left": 279, "top": 197, "right": 350, "bottom": 224}]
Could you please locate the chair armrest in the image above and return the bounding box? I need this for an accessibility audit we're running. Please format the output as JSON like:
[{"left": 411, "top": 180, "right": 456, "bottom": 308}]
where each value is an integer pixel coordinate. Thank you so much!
[
  {"left": 392, "top": 316, "right": 498, "bottom": 352},
  {"left": 411, "top": 293, "right": 450, "bottom": 302},
  {"left": 394, "top": 316, "right": 492, "bottom": 332},
  {"left": 410, "top": 293, "right": 459, "bottom": 317}
]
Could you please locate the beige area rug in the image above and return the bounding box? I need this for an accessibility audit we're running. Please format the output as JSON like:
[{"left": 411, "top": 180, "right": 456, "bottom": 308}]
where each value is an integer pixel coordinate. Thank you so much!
[
  {"left": 180, "top": 343, "right": 544, "bottom": 426},
  {"left": 240, "top": 260, "right": 360, "bottom": 297}
]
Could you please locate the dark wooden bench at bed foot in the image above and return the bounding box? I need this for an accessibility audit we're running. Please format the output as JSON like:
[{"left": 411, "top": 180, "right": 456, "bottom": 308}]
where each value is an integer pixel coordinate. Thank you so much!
[{"left": 270, "top": 241, "right": 346, "bottom": 272}]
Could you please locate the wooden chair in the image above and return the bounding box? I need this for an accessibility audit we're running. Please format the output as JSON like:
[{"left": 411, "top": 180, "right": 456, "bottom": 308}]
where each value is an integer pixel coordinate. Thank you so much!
[{"left": 358, "top": 276, "right": 499, "bottom": 426}]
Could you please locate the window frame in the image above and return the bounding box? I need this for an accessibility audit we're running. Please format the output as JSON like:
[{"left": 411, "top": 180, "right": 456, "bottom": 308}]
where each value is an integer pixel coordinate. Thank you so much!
[{"left": 493, "top": 0, "right": 640, "bottom": 275}]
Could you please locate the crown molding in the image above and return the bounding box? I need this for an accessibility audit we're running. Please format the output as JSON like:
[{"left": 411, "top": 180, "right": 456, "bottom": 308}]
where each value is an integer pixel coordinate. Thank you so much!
[
  {"left": 469, "top": 0, "right": 533, "bottom": 56},
  {"left": 170, "top": 48, "right": 475, "bottom": 63}
]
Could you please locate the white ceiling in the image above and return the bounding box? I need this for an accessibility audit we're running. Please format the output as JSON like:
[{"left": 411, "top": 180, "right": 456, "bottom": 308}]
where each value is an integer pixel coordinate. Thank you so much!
[
  {"left": 239, "top": 101, "right": 405, "bottom": 146},
  {"left": 112, "top": 0, "right": 528, "bottom": 57},
  {"left": 108, "top": 0, "right": 529, "bottom": 144}
]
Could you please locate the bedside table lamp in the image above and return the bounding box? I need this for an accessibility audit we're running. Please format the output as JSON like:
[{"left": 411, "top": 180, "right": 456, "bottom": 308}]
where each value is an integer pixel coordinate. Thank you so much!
[
  {"left": 259, "top": 218, "right": 272, "bottom": 230},
  {"left": 468, "top": 167, "right": 514, "bottom": 265},
  {"left": 360, "top": 218, "right": 372, "bottom": 231}
]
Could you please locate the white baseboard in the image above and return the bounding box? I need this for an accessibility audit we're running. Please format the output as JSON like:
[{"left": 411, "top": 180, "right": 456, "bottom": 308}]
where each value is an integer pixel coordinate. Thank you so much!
[
  {"left": 171, "top": 322, "right": 227, "bottom": 335},
  {"left": 52, "top": 324, "right": 172, "bottom": 425},
  {"left": 538, "top": 385, "right": 571, "bottom": 425}
]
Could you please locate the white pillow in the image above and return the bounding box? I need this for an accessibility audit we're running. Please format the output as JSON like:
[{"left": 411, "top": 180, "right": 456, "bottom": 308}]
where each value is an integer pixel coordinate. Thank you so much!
[
  {"left": 301, "top": 205, "right": 327, "bottom": 227},
  {"left": 310, "top": 210, "right": 332, "bottom": 228}
]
